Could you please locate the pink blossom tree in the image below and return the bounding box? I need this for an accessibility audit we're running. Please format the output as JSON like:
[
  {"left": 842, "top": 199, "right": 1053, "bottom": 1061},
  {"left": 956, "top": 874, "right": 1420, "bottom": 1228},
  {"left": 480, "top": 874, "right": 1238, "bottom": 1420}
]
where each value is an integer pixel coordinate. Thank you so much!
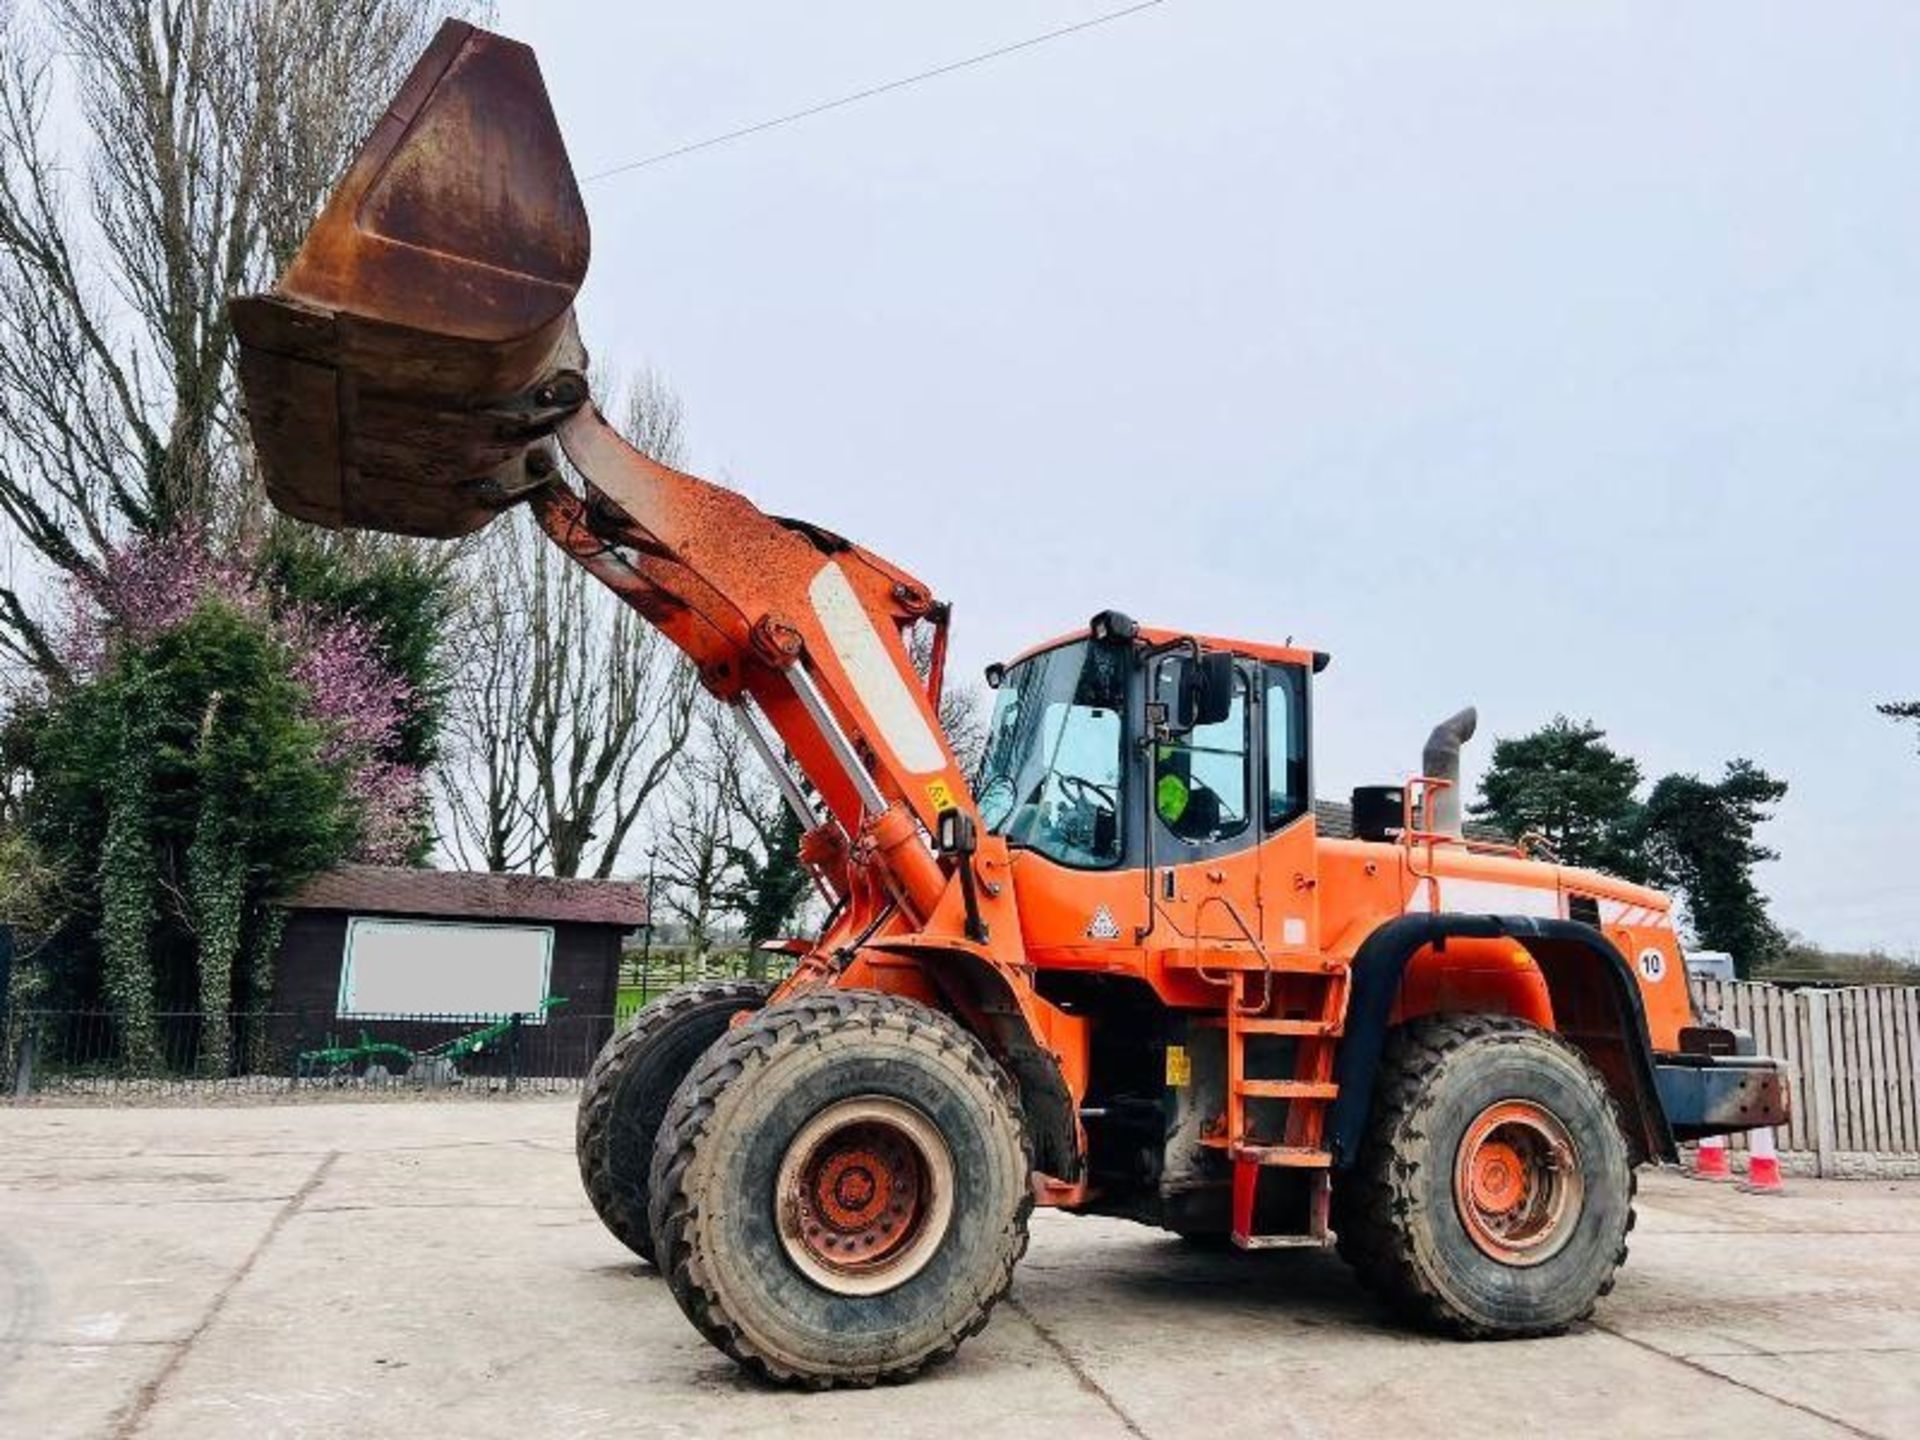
[{"left": 59, "top": 524, "right": 428, "bottom": 864}]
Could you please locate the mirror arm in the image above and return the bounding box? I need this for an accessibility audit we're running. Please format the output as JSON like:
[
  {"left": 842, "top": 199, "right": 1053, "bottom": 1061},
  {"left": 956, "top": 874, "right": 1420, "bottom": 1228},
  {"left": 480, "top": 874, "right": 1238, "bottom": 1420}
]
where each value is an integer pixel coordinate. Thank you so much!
[{"left": 936, "top": 808, "right": 989, "bottom": 944}]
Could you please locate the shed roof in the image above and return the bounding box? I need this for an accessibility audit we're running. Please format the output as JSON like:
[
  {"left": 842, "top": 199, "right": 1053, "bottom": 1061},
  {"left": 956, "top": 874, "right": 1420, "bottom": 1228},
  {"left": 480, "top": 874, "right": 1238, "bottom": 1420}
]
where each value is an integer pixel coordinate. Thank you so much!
[{"left": 288, "top": 865, "right": 647, "bottom": 928}]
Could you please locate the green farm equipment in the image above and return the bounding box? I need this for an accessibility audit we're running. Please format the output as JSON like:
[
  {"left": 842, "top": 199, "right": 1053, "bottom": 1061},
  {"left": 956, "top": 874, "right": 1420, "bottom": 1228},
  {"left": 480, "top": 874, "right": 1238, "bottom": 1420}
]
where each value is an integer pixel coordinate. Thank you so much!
[
  {"left": 296, "top": 1032, "right": 414, "bottom": 1082},
  {"left": 297, "top": 998, "right": 567, "bottom": 1083},
  {"left": 435, "top": 997, "right": 568, "bottom": 1063}
]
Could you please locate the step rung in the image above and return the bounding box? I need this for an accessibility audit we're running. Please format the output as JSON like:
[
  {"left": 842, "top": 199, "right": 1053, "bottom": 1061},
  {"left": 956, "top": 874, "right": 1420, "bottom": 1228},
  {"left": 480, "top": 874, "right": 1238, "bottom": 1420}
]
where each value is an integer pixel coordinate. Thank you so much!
[
  {"left": 1235, "top": 1079, "right": 1338, "bottom": 1101},
  {"left": 1231, "top": 1143, "right": 1331, "bottom": 1166},
  {"left": 1229, "top": 1017, "right": 1339, "bottom": 1037},
  {"left": 1232, "top": 1231, "right": 1337, "bottom": 1251},
  {"left": 1196, "top": 1014, "right": 1343, "bottom": 1035}
]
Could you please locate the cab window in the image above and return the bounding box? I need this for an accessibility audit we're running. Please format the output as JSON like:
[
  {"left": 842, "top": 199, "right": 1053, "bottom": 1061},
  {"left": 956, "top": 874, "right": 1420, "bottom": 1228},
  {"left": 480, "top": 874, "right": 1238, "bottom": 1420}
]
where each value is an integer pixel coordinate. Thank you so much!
[
  {"left": 1264, "top": 663, "right": 1309, "bottom": 829},
  {"left": 976, "top": 641, "right": 1126, "bottom": 868},
  {"left": 1153, "top": 666, "right": 1249, "bottom": 844}
]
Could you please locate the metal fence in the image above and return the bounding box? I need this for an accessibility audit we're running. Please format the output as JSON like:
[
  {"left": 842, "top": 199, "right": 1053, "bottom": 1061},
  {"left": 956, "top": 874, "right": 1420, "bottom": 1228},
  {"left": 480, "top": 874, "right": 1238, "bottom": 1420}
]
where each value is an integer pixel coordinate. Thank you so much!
[
  {"left": 4, "top": 1006, "right": 624, "bottom": 1098},
  {"left": 1692, "top": 976, "right": 1920, "bottom": 1177},
  {"left": 614, "top": 946, "right": 795, "bottom": 1021},
  {"left": 1, "top": 946, "right": 807, "bottom": 1099}
]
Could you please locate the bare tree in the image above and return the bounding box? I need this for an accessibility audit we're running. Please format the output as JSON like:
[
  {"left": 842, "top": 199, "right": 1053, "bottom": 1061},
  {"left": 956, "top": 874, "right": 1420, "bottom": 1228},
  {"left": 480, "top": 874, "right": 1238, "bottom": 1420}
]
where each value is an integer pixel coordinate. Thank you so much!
[
  {"left": 907, "top": 621, "right": 988, "bottom": 774},
  {"left": 657, "top": 698, "right": 743, "bottom": 977},
  {"left": 438, "top": 521, "right": 538, "bottom": 872},
  {"left": 437, "top": 373, "right": 698, "bottom": 878},
  {"left": 523, "top": 525, "right": 697, "bottom": 879},
  {"left": 1881, "top": 699, "right": 1920, "bottom": 754},
  {"left": 0, "top": 0, "right": 453, "bottom": 676}
]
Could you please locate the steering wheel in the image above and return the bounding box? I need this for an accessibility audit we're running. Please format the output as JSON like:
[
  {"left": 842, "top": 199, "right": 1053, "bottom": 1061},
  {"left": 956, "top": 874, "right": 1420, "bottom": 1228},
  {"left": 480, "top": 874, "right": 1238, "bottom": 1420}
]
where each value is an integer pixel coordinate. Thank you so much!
[{"left": 1058, "top": 775, "right": 1117, "bottom": 813}]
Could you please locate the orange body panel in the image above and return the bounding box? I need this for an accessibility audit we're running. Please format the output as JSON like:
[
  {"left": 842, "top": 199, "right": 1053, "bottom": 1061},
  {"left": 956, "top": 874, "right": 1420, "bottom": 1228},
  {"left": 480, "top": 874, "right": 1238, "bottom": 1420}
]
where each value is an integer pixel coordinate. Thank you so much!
[{"left": 1002, "top": 819, "right": 1691, "bottom": 1047}]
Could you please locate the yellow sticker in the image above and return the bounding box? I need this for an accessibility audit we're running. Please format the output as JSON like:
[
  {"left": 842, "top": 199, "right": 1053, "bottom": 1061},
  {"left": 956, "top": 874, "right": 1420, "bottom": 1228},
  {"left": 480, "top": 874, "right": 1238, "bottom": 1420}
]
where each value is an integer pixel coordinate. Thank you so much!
[
  {"left": 925, "top": 778, "right": 957, "bottom": 813},
  {"left": 1165, "top": 1045, "right": 1192, "bottom": 1088}
]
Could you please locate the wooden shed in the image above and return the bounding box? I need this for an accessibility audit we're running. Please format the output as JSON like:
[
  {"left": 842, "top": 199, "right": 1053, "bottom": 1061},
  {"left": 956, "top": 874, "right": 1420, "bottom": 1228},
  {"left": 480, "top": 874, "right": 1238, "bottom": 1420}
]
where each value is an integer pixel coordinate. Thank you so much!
[{"left": 271, "top": 865, "right": 646, "bottom": 1078}]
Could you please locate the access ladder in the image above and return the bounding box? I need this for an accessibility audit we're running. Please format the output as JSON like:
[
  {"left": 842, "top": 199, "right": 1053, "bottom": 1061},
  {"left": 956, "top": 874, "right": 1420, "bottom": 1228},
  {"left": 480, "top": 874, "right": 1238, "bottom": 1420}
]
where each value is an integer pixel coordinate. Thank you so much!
[{"left": 1200, "top": 956, "right": 1350, "bottom": 1248}]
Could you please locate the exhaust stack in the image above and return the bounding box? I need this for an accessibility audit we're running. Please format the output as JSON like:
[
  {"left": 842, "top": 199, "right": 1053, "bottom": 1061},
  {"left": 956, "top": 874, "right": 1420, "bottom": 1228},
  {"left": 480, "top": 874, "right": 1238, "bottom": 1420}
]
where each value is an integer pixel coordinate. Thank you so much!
[{"left": 1422, "top": 707, "right": 1478, "bottom": 836}]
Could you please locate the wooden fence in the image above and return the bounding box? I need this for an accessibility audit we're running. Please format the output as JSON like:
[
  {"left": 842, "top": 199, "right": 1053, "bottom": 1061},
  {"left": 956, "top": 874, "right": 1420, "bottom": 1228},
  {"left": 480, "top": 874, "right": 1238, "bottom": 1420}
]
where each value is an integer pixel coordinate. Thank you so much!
[{"left": 1691, "top": 977, "right": 1920, "bottom": 1176}]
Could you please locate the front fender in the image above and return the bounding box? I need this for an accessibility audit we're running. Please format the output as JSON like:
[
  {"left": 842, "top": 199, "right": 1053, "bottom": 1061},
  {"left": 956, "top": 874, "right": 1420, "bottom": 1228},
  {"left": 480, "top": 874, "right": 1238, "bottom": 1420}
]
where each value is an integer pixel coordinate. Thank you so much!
[{"left": 855, "top": 932, "right": 1086, "bottom": 1183}]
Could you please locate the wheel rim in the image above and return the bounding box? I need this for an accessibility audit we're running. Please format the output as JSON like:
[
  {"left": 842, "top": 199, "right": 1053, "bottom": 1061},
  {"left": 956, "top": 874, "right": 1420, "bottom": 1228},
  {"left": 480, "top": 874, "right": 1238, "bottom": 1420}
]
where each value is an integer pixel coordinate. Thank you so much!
[
  {"left": 775, "top": 1096, "right": 955, "bottom": 1296},
  {"left": 1452, "top": 1099, "right": 1584, "bottom": 1267}
]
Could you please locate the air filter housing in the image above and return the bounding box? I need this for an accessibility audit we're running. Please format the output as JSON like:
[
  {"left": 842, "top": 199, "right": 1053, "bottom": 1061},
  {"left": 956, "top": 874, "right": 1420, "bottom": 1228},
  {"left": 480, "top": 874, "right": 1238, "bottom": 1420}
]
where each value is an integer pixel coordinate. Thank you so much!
[{"left": 1351, "top": 786, "right": 1405, "bottom": 843}]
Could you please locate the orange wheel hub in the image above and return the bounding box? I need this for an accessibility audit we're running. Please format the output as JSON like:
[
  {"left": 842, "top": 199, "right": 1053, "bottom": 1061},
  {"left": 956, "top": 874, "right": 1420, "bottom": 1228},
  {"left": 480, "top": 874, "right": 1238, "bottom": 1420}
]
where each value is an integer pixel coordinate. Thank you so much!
[
  {"left": 1467, "top": 1139, "right": 1527, "bottom": 1213},
  {"left": 1452, "top": 1099, "right": 1584, "bottom": 1267},
  {"left": 776, "top": 1097, "right": 956, "bottom": 1296},
  {"left": 794, "top": 1122, "right": 925, "bottom": 1266}
]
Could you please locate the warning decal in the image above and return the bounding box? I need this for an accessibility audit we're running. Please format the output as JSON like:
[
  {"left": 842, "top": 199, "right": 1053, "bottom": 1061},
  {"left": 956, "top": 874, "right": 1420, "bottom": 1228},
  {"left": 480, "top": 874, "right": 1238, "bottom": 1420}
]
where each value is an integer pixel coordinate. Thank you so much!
[{"left": 1165, "top": 1045, "right": 1192, "bottom": 1087}]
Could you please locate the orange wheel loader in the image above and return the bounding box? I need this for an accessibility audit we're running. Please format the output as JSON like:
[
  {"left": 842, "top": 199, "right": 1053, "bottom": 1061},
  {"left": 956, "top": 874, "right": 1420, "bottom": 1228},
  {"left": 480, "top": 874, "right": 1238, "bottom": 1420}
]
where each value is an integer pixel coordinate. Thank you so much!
[{"left": 232, "top": 23, "right": 1791, "bottom": 1388}]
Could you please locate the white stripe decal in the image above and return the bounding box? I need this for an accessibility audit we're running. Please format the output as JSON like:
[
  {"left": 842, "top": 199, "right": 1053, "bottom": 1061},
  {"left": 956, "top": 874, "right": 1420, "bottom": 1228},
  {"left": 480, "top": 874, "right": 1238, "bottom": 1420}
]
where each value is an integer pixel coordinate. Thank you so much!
[
  {"left": 1409, "top": 881, "right": 1676, "bottom": 929},
  {"left": 1593, "top": 898, "right": 1673, "bottom": 930},
  {"left": 808, "top": 561, "right": 947, "bottom": 775},
  {"left": 1407, "top": 878, "right": 1563, "bottom": 920}
]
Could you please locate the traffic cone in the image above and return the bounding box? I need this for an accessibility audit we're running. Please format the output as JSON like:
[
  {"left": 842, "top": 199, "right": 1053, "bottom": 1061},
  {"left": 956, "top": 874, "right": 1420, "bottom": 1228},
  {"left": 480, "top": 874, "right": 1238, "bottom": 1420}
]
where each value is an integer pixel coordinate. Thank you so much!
[
  {"left": 1739, "top": 1126, "right": 1785, "bottom": 1194},
  {"left": 1690, "top": 1133, "right": 1732, "bottom": 1181}
]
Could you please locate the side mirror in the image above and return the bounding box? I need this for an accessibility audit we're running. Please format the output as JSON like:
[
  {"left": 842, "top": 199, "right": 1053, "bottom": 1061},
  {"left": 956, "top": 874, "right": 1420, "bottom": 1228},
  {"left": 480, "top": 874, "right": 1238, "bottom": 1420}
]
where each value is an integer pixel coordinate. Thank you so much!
[{"left": 1173, "top": 651, "right": 1237, "bottom": 731}]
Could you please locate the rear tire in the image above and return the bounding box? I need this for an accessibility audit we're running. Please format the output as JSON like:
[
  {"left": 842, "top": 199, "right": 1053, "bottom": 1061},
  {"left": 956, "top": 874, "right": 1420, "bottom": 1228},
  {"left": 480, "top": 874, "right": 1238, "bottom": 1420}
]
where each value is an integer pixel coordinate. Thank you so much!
[
  {"left": 1334, "top": 1013, "right": 1633, "bottom": 1338},
  {"left": 575, "top": 979, "right": 773, "bottom": 1263},
  {"left": 648, "top": 990, "right": 1031, "bottom": 1388}
]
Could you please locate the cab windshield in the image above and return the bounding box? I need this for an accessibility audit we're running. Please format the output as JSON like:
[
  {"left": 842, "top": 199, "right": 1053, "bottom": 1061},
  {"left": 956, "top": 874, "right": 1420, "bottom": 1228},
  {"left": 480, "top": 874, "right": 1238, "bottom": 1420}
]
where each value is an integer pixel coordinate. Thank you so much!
[{"left": 975, "top": 640, "right": 1127, "bottom": 868}]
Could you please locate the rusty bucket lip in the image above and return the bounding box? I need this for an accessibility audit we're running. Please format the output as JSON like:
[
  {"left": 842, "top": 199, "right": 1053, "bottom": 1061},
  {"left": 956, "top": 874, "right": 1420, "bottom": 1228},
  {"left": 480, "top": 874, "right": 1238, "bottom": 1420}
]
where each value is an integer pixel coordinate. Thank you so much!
[{"left": 270, "top": 18, "right": 590, "bottom": 345}]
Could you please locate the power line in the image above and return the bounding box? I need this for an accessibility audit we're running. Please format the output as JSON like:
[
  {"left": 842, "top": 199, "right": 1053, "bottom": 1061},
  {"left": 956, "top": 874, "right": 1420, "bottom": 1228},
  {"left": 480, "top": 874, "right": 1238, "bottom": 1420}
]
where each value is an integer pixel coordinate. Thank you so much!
[{"left": 581, "top": 1, "right": 1172, "bottom": 183}]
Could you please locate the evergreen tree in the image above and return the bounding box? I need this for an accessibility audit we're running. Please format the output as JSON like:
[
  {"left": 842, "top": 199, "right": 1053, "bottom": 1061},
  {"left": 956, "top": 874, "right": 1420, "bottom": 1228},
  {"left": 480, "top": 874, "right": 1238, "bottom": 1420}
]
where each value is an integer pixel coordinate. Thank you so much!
[
  {"left": 1639, "top": 760, "right": 1789, "bottom": 977},
  {"left": 1471, "top": 716, "right": 1646, "bottom": 876},
  {"left": 722, "top": 809, "right": 813, "bottom": 977}
]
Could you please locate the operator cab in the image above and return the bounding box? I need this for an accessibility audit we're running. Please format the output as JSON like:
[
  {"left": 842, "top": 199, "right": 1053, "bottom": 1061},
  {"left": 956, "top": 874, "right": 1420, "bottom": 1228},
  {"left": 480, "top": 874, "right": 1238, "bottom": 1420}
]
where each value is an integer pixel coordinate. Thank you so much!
[{"left": 975, "top": 613, "right": 1316, "bottom": 873}]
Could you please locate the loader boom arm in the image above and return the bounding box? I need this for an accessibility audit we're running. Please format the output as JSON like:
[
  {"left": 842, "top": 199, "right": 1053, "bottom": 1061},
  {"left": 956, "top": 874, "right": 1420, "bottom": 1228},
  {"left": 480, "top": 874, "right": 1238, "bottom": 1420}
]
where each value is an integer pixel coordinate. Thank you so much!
[
  {"left": 229, "top": 20, "right": 978, "bottom": 929},
  {"left": 529, "top": 401, "right": 975, "bottom": 922}
]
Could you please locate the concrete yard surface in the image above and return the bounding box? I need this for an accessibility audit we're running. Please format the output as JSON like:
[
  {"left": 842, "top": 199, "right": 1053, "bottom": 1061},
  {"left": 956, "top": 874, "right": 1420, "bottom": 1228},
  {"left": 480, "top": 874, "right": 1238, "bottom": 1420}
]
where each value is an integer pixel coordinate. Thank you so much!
[{"left": 2, "top": 1101, "right": 1915, "bottom": 1439}]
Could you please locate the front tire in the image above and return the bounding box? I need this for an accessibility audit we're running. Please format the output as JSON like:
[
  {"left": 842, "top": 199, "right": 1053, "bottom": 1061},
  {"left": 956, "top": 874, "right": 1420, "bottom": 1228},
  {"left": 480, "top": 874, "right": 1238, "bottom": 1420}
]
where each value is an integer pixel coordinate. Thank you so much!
[
  {"left": 1335, "top": 1013, "right": 1633, "bottom": 1338},
  {"left": 648, "top": 990, "right": 1031, "bottom": 1388},
  {"left": 575, "top": 979, "right": 773, "bottom": 1263}
]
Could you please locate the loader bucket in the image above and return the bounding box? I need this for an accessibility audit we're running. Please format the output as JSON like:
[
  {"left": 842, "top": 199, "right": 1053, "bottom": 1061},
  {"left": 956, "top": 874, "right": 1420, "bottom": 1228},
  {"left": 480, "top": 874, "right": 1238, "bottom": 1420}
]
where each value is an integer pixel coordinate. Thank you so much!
[{"left": 231, "top": 21, "right": 590, "bottom": 538}]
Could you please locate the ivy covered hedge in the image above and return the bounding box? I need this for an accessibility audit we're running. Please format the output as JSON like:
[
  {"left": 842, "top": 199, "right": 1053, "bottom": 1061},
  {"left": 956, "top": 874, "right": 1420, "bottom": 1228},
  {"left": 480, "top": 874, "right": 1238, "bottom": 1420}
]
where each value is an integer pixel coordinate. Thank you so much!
[{"left": 5, "top": 528, "right": 449, "bottom": 1072}]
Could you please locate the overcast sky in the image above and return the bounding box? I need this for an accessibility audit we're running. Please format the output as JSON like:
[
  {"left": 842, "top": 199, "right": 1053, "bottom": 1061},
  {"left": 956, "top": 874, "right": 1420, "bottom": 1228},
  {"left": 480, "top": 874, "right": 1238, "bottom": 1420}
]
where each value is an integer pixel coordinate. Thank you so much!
[{"left": 496, "top": 1, "right": 1920, "bottom": 954}]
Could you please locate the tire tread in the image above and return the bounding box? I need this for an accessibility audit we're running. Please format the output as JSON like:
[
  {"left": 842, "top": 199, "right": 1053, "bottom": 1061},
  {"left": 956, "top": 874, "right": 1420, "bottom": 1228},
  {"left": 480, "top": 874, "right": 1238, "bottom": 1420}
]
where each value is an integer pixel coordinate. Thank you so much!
[
  {"left": 649, "top": 989, "right": 1032, "bottom": 1388},
  {"left": 1335, "top": 1012, "right": 1636, "bottom": 1339},
  {"left": 575, "top": 978, "right": 773, "bottom": 1262}
]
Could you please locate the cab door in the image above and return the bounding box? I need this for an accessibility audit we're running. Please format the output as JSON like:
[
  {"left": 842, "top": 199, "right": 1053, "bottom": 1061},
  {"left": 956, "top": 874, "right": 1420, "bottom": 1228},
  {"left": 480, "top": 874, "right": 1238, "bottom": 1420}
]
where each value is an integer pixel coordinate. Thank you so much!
[
  {"left": 1256, "top": 661, "right": 1319, "bottom": 956},
  {"left": 1145, "top": 654, "right": 1264, "bottom": 952}
]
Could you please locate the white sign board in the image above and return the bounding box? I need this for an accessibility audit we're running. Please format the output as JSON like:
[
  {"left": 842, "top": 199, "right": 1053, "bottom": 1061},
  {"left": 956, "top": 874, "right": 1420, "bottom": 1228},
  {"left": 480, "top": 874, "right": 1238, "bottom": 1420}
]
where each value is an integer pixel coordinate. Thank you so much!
[{"left": 338, "top": 918, "right": 554, "bottom": 1021}]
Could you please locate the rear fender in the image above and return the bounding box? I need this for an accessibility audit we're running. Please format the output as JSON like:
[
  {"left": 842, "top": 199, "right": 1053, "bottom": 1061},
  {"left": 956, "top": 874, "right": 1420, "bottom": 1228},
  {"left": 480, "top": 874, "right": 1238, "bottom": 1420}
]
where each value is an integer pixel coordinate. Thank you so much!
[{"left": 1328, "top": 914, "right": 1677, "bottom": 1167}]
